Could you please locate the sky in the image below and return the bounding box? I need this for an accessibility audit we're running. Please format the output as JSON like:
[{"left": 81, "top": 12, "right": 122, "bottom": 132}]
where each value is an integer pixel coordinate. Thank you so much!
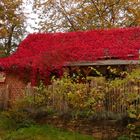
[{"left": 23, "top": 0, "right": 40, "bottom": 34}]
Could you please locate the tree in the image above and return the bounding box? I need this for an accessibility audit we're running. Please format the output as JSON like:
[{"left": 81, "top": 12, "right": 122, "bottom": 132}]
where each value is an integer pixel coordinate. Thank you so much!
[
  {"left": 0, "top": 0, "right": 25, "bottom": 56},
  {"left": 34, "top": 0, "right": 140, "bottom": 32}
]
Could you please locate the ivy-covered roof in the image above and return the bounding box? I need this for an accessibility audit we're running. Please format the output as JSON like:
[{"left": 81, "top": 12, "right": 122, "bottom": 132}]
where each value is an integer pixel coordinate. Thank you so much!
[{"left": 0, "top": 27, "right": 140, "bottom": 84}]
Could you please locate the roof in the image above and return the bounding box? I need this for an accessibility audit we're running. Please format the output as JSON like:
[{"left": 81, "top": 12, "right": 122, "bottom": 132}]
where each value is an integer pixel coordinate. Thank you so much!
[
  {"left": 66, "top": 60, "right": 140, "bottom": 66},
  {"left": 15, "top": 27, "right": 140, "bottom": 61},
  {"left": 0, "top": 27, "right": 140, "bottom": 77}
]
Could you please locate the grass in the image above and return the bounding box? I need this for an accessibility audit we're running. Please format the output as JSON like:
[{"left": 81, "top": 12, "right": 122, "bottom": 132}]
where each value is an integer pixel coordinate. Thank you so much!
[
  {"left": 4, "top": 125, "right": 94, "bottom": 140},
  {"left": 0, "top": 114, "right": 94, "bottom": 140}
]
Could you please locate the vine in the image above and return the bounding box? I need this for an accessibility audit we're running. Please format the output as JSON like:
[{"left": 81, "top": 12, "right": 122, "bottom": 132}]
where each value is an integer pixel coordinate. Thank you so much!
[{"left": 0, "top": 27, "right": 140, "bottom": 85}]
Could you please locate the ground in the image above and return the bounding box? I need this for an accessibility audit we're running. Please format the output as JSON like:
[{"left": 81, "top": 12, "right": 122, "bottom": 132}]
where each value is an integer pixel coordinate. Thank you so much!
[{"left": 0, "top": 114, "right": 94, "bottom": 140}]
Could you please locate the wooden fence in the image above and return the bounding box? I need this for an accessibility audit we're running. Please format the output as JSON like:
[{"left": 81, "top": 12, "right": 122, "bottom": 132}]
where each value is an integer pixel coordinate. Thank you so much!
[
  {"left": 0, "top": 79, "right": 140, "bottom": 115},
  {"left": 104, "top": 81, "right": 140, "bottom": 114},
  {"left": 28, "top": 78, "right": 140, "bottom": 115}
]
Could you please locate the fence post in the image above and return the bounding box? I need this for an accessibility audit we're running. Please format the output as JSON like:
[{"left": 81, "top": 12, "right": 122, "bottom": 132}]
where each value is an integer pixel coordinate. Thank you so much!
[{"left": 3, "top": 85, "right": 9, "bottom": 110}]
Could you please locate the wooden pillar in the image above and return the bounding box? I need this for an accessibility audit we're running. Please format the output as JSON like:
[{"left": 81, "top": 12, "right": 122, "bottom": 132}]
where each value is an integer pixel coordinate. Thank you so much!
[{"left": 3, "top": 85, "right": 9, "bottom": 110}]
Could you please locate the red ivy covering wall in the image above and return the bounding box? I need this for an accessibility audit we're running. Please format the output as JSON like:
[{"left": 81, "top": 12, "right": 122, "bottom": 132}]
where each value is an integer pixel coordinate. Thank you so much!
[{"left": 0, "top": 27, "right": 140, "bottom": 85}]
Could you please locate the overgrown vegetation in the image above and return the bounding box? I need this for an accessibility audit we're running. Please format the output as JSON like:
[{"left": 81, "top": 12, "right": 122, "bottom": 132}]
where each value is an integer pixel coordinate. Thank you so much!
[
  {"left": 1, "top": 67, "right": 140, "bottom": 139},
  {"left": 20, "top": 68, "right": 140, "bottom": 120}
]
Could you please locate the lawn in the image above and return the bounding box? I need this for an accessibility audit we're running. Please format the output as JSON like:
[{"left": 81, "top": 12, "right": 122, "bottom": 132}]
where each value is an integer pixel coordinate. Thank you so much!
[
  {"left": 0, "top": 115, "right": 94, "bottom": 140},
  {"left": 5, "top": 125, "right": 95, "bottom": 140}
]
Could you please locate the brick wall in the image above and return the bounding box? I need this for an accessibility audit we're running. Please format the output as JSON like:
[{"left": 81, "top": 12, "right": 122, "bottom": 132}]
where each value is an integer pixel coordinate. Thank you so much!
[{"left": 0, "top": 74, "right": 26, "bottom": 101}]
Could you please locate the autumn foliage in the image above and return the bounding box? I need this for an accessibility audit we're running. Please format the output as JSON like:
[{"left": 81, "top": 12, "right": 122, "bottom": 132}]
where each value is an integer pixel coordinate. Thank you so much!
[{"left": 0, "top": 27, "right": 140, "bottom": 85}]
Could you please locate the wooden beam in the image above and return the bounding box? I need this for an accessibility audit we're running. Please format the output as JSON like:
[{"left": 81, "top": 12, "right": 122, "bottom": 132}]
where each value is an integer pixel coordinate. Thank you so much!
[{"left": 65, "top": 60, "right": 140, "bottom": 66}]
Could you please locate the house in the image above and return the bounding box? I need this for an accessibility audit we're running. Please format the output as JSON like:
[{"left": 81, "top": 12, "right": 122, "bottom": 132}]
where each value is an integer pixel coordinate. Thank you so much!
[{"left": 0, "top": 27, "right": 140, "bottom": 89}]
